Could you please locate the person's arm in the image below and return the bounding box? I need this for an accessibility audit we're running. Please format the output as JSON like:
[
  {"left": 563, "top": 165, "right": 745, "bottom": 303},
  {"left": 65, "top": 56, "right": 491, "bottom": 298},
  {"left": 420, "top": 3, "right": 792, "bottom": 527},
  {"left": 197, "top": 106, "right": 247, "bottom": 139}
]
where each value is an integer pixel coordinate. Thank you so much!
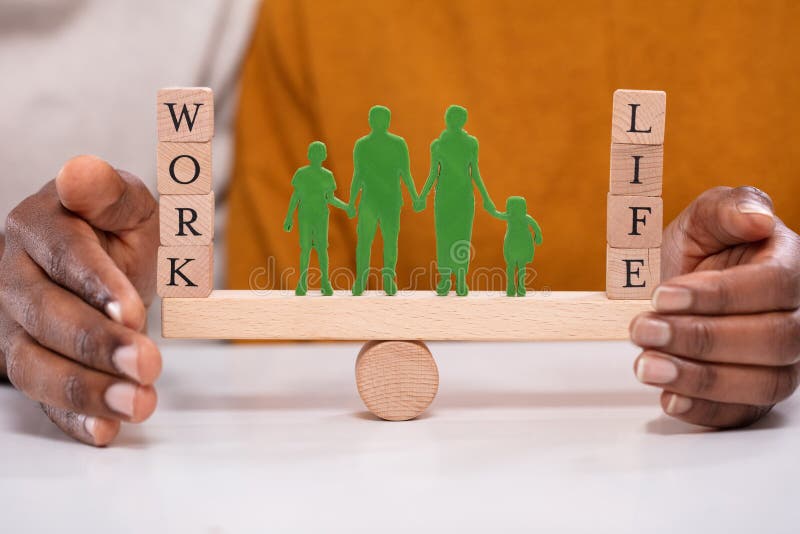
[
  {"left": 348, "top": 144, "right": 363, "bottom": 212},
  {"left": 399, "top": 140, "right": 419, "bottom": 204},
  {"left": 630, "top": 186, "right": 800, "bottom": 429},
  {"left": 284, "top": 191, "right": 299, "bottom": 231},
  {"left": 526, "top": 215, "right": 543, "bottom": 245},
  {"left": 0, "top": 155, "right": 162, "bottom": 446},
  {"left": 470, "top": 138, "right": 495, "bottom": 212},
  {"left": 489, "top": 210, "right": 509, "bottom": 221},
  {"left": 418, "top": 139, "right": 439, "bottom": 202}
]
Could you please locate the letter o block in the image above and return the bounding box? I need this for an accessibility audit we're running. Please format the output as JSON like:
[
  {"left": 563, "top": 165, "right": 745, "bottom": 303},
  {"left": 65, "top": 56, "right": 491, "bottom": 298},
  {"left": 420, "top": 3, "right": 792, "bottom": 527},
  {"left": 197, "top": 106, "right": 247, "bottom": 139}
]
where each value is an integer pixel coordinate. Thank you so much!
[
  {"left": 157, "top": 245, "right": 213, "bottom": 298},
  {"left": 157, "top": 142, "right": 212, "bottom": 195},
  {"left": 606, "top": 246, "right": 660, "bottom": 299}
]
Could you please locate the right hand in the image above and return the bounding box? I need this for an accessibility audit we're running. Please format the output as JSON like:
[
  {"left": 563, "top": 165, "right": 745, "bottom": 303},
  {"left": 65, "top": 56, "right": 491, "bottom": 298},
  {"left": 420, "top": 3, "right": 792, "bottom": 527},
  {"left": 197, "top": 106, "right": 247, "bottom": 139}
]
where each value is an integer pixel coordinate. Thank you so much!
[
  {"left": 283, "top": 218, "right": 293, "bottom": 231},
  {"left": 413, "top": 197, "right": 426, "bottom": 212},
  {"left": 0, "top": 155, "right": 161, "bottom": 446}
]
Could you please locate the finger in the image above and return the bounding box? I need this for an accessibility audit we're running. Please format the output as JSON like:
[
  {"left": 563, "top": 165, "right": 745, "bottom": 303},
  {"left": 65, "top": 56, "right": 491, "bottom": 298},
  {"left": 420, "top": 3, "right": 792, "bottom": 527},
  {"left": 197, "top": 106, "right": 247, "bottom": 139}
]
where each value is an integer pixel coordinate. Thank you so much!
[
  {"left": 630, "top": 310, "right": 800, "bottom": 366},
  {"left": 3, "top": 326, "right": 157, "bottom": 422},
  {"left": 0, "top": 251, "right": 162, "bottom": 383},
  {"left": 635, "top": 351, "right": 799, "bottom": 406},
  {"left": 40, "top": 404, "right": 120, "bottom": 447},
  {"left": 55, "top": 155, "right": 157, "bottom": 234},
  {"left": 659, "top": 391, "right": 773, "bottom": 429},
  {"left": 662, "top": 186, "right": 776, "bottom": 274},
  {"left": 652, "top": 259, "right": 800, "bottom": 315},
  {"left": 5, "top": 184, "right": 148, "bottom": 330}
]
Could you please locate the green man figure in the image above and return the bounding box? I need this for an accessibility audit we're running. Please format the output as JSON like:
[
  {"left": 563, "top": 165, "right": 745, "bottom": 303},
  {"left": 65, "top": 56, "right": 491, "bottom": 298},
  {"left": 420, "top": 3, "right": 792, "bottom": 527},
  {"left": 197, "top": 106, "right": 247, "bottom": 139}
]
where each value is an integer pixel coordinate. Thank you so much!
[
  {"left": 489, "top": 196, "right": 543, "bottom": 296},
  {"left": 348, "top": 106, "right": 419, "bottom": 296},
  {"left": 284, "top": 141, "right": 353, "bottom": 296},
  {"left": 417, "top": 105, "right": 495, "bottom": 296}
]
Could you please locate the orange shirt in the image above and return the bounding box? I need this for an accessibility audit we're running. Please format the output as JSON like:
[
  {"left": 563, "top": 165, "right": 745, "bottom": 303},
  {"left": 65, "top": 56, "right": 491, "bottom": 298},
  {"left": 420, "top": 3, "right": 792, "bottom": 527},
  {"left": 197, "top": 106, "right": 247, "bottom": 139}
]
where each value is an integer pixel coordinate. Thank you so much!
[{"left": 228, "top": 0, "right": 800, "bottom": 292}]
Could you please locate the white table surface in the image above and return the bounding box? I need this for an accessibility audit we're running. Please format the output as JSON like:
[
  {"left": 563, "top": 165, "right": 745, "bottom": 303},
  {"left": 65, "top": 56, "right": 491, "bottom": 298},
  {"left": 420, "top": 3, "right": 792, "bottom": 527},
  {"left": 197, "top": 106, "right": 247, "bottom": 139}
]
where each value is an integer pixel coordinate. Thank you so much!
[{"left": 1, "top": 338, "right": 798, "bottom": 533}]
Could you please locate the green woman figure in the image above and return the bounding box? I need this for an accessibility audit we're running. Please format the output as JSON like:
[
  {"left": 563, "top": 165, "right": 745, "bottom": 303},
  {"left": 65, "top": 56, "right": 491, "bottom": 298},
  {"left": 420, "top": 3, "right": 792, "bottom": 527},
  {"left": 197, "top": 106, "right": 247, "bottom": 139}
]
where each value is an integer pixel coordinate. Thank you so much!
[
  {"left": 416, "top": 105, "right": 495, "bottom": 296},
  {"left": 490, "top": 196, "right": 543, "bottom": 296},
  {"left": 283, "top": 141, "right": 353, "bottom": 296}
]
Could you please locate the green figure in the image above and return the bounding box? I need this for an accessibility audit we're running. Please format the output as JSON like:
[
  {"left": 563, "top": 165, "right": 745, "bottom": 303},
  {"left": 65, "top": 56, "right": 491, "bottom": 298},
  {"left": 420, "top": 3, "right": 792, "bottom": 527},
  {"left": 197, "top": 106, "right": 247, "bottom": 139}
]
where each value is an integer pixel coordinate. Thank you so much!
[
  {"left": 284, "top": 141, "right": 353, "bottom": 296},
  {"left": 348, "top": 106, "right": 419, "bottom": 296},
  {"left": 489, "top": 196, "right": 543, "bottom": 296},
  {"left": 416, "top": 105, "right": 495, "bottom": 296}
]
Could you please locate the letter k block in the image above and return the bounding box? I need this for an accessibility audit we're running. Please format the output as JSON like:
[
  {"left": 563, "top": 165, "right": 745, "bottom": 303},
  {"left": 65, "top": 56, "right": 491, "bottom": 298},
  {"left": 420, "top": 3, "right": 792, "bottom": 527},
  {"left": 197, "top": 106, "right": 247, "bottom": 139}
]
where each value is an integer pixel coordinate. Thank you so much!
[{"left": 157, "top": 245, "right": 213, "bottom": 298}]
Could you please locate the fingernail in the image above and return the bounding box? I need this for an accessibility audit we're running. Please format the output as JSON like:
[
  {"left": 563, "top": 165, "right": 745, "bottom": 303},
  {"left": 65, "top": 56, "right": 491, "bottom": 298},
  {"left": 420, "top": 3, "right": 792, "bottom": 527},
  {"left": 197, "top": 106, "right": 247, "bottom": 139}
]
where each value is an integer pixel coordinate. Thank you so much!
[
  {"left": 736, "top": 201, "right": 773, "bottom": 218},
  {"left": 112, "top": 345, "right": 140, "bottom": 382},
  {"left": 83, "top": 416, "right": 99, "bottom": 440},
  {"left": 652, "top": 286, "right": 692, "bottom": 312},
  {"left": 636, "top": 355, "right": 678, "bottom": 384},
  {"left": 104, "top": 382, "right": 136, "bottom": 417},
  {"left": 666, "top": 393, "right": 693, "bottom": 415},
  {"left": 105, "top": 301, "right": 123, "bottom": 324},
  {"left": 631, "top": 317, "right": 671, "bottom": 347}
]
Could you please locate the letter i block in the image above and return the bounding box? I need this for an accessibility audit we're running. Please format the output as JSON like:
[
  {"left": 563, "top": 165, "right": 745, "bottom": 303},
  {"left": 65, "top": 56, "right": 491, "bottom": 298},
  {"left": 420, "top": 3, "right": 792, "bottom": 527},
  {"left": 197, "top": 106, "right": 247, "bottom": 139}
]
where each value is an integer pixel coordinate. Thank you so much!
[
  {"left": 157, "top": 245, "right": 213, "bottom": 298},
  {"left": 609, "top": 143, "right": 663, "bottom": 196},
  {"left": 160, "top": 192, "right": 215, "bottom": 246},
  {"left": 607, "top": 193, "right": 663, "bottom": 248},
  {"left": 157, "top": 87, "right": 214, "bottom": 142},
  {"left": 606, "top": 246, "right": 660, "bottom": 299},
  {"left": 157, "top": 141, "right": 212, "bottom": 195},
  {"left": 611, "top": 90, "right": 666, "bottom": 145}
]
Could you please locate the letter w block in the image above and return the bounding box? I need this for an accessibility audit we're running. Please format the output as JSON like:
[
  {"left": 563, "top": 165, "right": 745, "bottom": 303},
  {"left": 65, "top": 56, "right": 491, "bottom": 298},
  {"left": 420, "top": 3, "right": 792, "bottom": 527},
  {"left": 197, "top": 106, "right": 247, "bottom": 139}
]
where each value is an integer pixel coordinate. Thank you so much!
[{"left": 157, "top": 87, "right": 214, "bottom": 142}]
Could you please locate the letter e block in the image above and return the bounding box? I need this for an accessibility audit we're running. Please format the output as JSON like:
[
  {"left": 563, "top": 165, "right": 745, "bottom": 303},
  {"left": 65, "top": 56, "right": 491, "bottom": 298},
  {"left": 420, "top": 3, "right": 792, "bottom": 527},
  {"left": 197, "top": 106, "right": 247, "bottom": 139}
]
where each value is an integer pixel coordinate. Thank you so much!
[
  {"left": 607, "top": 194, "right": 663, "bottom": 248},
  {"left": 611, "top": 90, "right": 666, "bottom": 145},
  {"left": 160, "top": 192, "right": 215, "bottom": 246},
  {"left": 606, "top": 246, "right": 660, "bottom": 300},
  {"left": 157, "top": 142, "right": 212, "bottom": 195},
  {"left": 157, "top": 87, "right": 214, "bottom": 142},
  {"left": 157, "top": 245, "right": 213, "bottom": 298},
  {"left": 609, "top": 143, "right": 663, "bottom": 196}
]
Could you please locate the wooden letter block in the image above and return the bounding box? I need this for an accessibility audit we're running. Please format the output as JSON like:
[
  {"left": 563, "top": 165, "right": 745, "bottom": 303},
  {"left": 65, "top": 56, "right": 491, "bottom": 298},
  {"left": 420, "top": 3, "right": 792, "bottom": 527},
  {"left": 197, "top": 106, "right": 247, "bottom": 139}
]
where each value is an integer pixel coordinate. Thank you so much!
[
  {"left": 611, "top": 89, "right": 666, "bottom": 145},
  {"left": 159, "top": 192, "right": 215, "bottom": 246},
  {"left": 609, "top": 143, "right": 663, "bottom": 196},
  {"left": 607, "top": 194, "right": 663, "bottom": 248},
  {"left": 157, "top": 245, "right": 213, "bottom": 298},
  {"left": 606, "top": 246, "right": 660, "bottom": 300},
  {"left": 157, "top": 87, "right": 214, "bottom": 142},
  {"left": 157, "top": 141, "right": 212, "bottom": 195}
]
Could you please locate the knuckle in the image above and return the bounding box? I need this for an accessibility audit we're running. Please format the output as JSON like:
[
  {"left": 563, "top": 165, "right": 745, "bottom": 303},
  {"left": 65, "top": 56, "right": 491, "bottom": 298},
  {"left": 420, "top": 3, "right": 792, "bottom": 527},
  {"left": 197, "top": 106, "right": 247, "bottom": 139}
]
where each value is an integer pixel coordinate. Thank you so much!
[
  {"left": 688, "top": 320, "right": 715, "bottom": 359},
  {"left": 694, "top": 363, "right": 718, "bottom": 395},
  {"left": 63, "top": 374, "right": 88, "bottom": 412},
  {"left": 767, "top": 367, "right": 799, "bottom": 404},
  {"left": 73, "top": 324, "right": 110, "bottom": 368},
  {"left": 775, "top": 312, "right": 800, "bottom": 365},
  {"left": 4, "top": 333, "right": 30, "bottom": 392}
]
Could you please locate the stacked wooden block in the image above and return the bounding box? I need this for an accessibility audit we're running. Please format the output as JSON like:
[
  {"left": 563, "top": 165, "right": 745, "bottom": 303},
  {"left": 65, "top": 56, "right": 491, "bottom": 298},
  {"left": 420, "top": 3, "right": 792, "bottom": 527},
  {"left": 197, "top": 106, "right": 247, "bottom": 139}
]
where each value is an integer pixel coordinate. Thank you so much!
[
  {"left": 606, "top": 89, "right": 666, "bottom": 299},
  {"left": 156, "top": 87, "right": 215, "bottom": 298}
]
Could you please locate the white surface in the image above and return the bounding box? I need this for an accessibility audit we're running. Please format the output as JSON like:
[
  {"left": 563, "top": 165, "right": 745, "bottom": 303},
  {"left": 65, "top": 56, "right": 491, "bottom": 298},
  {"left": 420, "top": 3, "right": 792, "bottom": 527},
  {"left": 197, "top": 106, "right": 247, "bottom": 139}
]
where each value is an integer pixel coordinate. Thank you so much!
[{"left": 0, "top": 340, "right": 798, "bottom": 533}]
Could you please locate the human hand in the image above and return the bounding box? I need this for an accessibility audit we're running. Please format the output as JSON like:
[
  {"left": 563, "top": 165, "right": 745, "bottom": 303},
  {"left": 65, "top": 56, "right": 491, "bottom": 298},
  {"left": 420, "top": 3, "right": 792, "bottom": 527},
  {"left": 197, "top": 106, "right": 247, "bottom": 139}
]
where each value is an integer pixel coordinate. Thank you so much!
[
  {"left": 0, "top": 155, "right": 161, "bottom": 446},
  {"left": 346, "top": 204, "right": 356, "bottom": 219},
  {"left": 283, "top": 217, "right": 293, "bottom": 232},
  {"left": 630, "top": 186, "right": 800, "bottom": 429},
  {"left": 483, "top": 198, "right": 496, "bottom": 213},
  {"left": 413, "top": 197, "right": 426, "bottom": 212}
]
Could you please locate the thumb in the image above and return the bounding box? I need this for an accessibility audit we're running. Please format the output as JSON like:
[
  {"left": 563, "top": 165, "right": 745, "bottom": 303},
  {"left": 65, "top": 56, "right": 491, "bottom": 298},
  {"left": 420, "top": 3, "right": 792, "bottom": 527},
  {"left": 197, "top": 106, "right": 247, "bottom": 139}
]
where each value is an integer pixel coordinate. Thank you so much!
[
  {"left": 666, "top": 186, "right": 775, "bottom": 260},
  {"left": 55, "top": 155, "right": 157, "bottom": 233}
]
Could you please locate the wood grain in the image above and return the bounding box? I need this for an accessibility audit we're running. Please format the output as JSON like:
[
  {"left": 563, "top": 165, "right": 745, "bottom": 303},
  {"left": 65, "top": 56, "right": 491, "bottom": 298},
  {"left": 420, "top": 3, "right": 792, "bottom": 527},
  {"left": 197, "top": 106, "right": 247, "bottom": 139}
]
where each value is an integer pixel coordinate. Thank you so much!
[
  {"left": 161, "top": 290, "right": 651, "bottom": 340},
  {"left": 609, "top": 143, "right": 663, "bottom": 196},
  {"left": 159, "top": 192, "right": 215, "bottom": 246},
  {"left": 157, "top": 141, "right": 212, "bottom": 195},
  {"left": 156, "top": 87, "right": 214, "bottom": 142},
  {"left": 611, "top": 89, "right": 666, "bottom": 145},
  {"left": 157, "top": 245, "right": 213, "bottom": 298},
  {"left": 356, "top": 341, "right": 438, "bottom": 421},
  {"left": 606, "top": 246, "right": 660, "bottom": 300},
  {"left": 607, "top": 193, "right": 663, "bottom": 248}
]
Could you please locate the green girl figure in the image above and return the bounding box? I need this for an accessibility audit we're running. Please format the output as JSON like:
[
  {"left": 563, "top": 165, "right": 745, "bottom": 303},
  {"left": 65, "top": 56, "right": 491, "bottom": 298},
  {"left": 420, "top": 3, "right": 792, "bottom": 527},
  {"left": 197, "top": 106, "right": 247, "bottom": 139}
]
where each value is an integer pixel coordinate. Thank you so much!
[
  {"left": 283, "top": 141, "right": 354, "bottom": 296},
  {"left": 489, "top": 196, "right": 543, "bottom": 296},
  {"left": 416, "top": 105, "right": 495, "bottom": 296}
]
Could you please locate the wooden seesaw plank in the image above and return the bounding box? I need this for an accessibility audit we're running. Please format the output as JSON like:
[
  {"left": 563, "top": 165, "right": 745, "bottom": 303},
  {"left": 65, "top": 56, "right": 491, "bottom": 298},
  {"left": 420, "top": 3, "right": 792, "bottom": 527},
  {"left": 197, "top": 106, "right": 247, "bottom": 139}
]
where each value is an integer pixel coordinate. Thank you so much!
[{"left": 161, "top": 290, "right": 651, "bottom": 341}]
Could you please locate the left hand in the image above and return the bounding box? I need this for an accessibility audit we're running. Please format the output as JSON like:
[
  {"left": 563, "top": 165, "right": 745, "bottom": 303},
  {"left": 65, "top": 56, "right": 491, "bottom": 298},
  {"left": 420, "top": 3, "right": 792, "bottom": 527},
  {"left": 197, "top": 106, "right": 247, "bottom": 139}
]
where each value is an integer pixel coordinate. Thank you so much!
[
  {"left": 630, "top": 186, "right": 800, "bottom": 428},
  {"left": 483, "top": 198, "right": 496, "bottom": 213}
]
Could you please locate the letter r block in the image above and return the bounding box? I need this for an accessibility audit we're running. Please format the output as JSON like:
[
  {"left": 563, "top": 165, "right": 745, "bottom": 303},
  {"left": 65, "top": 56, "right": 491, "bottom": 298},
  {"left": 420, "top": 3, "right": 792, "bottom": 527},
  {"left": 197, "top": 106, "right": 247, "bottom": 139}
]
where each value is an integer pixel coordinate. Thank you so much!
[
  {"left": 157, "top": 141, "right": 212, "bottom": 195},
  {"left": 606, "top": 246, "right": 660, "bottom": 300},
  {"left": 157, "top": 245, "right": 213, "bottom": 298},
  {"left": 157, "top": 87, "right": 214, "bottom": 142},
  {"left": 607, "top": 193, "right": 663, "bottom": 248},
  {"left": 611, "top": 90, "right": 666, "bottom": 145},
  {"left": 159, "top": 192, "right": 215, "bottom": 246}
]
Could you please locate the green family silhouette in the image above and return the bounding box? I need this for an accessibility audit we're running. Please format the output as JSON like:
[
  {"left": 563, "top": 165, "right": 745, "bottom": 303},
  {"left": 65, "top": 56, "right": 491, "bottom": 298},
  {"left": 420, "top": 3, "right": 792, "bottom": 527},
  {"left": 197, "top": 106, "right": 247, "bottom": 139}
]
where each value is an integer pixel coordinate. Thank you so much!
[{"left": 283, "top": 105, "right": 543, "bottom": 297}]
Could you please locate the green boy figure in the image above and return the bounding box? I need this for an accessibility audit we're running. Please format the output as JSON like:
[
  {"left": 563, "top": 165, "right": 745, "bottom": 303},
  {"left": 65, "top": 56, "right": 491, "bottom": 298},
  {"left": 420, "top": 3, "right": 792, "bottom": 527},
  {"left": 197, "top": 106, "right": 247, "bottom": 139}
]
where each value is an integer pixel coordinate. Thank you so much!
[
  {"left": 489, "top": 196, "right": 543, "bottom": 296},
  {"left": 284, "top": 141, "right": 354, "bottom": 296}
]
